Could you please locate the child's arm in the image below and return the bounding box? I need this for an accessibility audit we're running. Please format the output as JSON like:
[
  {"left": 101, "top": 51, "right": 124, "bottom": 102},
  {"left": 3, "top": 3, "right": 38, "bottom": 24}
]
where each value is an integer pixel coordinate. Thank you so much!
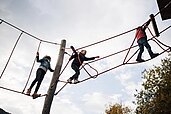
[
  {"left": 70, "top": 46, "right": 77, "bottom": 54},
  {"left": 69, "top": 46, "right": 78, "bottom": 61},
  {"left": 36, "top": 52, "right": 43, "bottom": 62},
  {"left": 84, "top": 56, "right": 99, "bottom": 61},
  {"left": 142, "top": 19, "right": 151, "bottom": 30},
  {"left": 49, "top": 66, "right": 54, "bottom": 72},
  {"left": 36, "top": 52, "right": 40, "bottom": 62}
]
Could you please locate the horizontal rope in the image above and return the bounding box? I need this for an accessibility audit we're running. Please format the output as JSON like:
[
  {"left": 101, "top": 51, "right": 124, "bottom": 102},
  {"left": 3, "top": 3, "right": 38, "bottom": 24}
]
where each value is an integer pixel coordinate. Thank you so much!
[
  {"left": 75, "top": 0, "right": 171, "bottom": 51},
  {"left": 76, "top": 27, "right": 137, "bottom": 50},
  {"left": 86, "top": 25, "right": 171, "bottom": 64},
  {"left": 59, "top": 25, "right": 171, "bottom": 85},
  {"left": 0, "top": 86, "right": 23, "bottom": 94},
  {"left": 0, "top": 19, "right": 60, "bottom": 45},
  {"left": 0, "top": 85, "right": 47, "bottom": 98},
  {"left": 1, "top": 4, "right": 171, "bottom": 97},
  {"left": 22, "top": 41, "right": 42, "bottom": 93}
]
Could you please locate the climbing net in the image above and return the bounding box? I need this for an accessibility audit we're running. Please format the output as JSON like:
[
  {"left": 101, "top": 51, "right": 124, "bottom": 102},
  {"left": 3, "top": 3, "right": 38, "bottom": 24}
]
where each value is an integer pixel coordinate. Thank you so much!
[
  {"left": 0, "top": 19, "right": 60, "bottom": 98},
  {"left": 55, "top": 25, "right": 171, "bottom": 95},
  {"left": 0, "top": 0, "right": 171, "bottom": 98},
  {"left": 54, "top": 1, "right": 171, "bottom": 95}
]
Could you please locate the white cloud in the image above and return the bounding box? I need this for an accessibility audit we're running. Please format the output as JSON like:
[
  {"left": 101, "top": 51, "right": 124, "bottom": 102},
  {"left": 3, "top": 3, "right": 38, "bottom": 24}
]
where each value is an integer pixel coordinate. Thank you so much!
[
  {"left": 51, "top": 97, "right": 84, "bottom": 114},
  {"left": 115, "top": 67, "right": 143, "bottom": 93},
  {"left": 82, "top": 92, "right": 122, "bottom": 113}
]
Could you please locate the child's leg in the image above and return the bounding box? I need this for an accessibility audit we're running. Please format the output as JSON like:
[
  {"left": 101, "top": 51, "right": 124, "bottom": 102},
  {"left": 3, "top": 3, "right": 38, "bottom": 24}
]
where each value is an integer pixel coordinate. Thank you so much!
[
  {"left": 34, "top": 69, "right": 45, "bottom": 93},
  {"left": 29, "top": 79, "right": 37, "bottom": 90},
  {"left": 26, "top": 69, "right": 40, "bottom": 95},
  {"left": 29, "top": 69, "right": 41, "bottom": 90},
  {"left": 137, "top": 43, "right": 144, "bottom": 60},
  {"left": 71, "top": 64, "right": 80, "bottom": 80},
  {"left": 144, "top": 41, "right": 154, "bottom": 58}
]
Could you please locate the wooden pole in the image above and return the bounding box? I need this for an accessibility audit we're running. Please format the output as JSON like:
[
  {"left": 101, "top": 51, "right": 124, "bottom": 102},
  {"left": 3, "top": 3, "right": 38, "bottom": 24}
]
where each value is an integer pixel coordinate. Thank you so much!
[
  {"left": 150, "top": 14, "right": 160, "bottom": 37},
  {"left": 42, "top": 39, "right": 66, "bottom": 114}
]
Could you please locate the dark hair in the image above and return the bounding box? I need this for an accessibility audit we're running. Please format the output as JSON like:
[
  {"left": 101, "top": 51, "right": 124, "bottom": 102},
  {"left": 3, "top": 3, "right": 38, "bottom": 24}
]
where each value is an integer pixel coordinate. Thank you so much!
[
  {"left": 137, "top": 26, "right": 142, "bottom": 29},
  {"left": 44, "top": 56, "right": 51, "bottom": 60}
]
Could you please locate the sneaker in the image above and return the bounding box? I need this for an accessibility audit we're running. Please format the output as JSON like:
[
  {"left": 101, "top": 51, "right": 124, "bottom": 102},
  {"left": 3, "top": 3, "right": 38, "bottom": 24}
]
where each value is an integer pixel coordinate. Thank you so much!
[
  {"left": 151, "top": 53, "right": 159, "bottom": 59},
  {"left": 26, "top": 89, "right": 31, "bottom": 96},
  {"left": 32, "top": 93, "right": 41, "bottom": 99},
  {"left": 67, "top": 78, "right": 72, "bottom": 83},
  {"left": 74, "top": 79, "right": 79, "bottom": 84},
  {"left": 136, "top": 58, "right": 145, "bottom": 62}
]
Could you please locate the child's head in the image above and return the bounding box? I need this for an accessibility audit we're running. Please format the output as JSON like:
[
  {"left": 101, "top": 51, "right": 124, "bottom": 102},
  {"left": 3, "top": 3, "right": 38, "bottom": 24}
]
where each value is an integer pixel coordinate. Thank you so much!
[
  {"left": 80, "top": 50, "right": 87, "bottom": 55},
  {"left": 137, "top": 26, "right": 142, "bottom": 29},
  {"left": 44, "top": 55, "right": 51, "bottom": 62}
]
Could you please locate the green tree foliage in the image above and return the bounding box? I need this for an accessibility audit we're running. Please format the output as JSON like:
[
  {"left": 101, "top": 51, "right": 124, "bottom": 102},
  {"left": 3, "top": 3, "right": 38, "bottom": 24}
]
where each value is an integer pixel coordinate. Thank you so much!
[
  {"left": 134, "top": 54, "right": 171, "bottom": 114},
  {"left": 105, "top": 103, "right": 132, "bottom": 114}
]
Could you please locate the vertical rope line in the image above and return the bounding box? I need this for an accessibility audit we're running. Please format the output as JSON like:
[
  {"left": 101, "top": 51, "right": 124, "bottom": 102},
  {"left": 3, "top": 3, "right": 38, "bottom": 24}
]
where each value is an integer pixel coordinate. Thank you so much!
[
  {"left": 153, "top": 25, "right": 171, "bottom": 48},
  {"left": 54, "top": 83, "right": 68, "bottom": 95},
  {"left": 54, "top": 24, "right": 171, "bottom": 96},
  {"left": 0, "top": 32, "right": 23, "bottom": 79},
  {"left": 125, "top": 49, "right": 139, "bottom": 64},
  {"left": 59, "top": 52, "right": 72, "bottom": 76},
  {"left": 59, "top": 60, "right": 70, "bottom": 76},
  {"left": 123, "top": 36, "right": 137, "bottom": 64},
  {"left": 153, "top": 39, "right": 166, "bottom": 51},
  {"left": 154, "top": 38, "right": 171, "bottom": 48},
  {"left": 147, "top": 27, "right": 166, "bottom": 51},
  {"left": 22, "top": 41, "right": 42, "bottom": 93},
  {"left": 82, "top": 63, "right": 99, "bottom": 78},
  {"left": 0, "top": 20, "right": 3, "bottom": 24},
  {"left": 92, "top": 64, "right": 124, "bottom": 79},
  {"left": 86, "top": 63, "right": 99, "bottom": 78},
  {"left": 82, "top": 65, "right": 92, "bottom": 77}
]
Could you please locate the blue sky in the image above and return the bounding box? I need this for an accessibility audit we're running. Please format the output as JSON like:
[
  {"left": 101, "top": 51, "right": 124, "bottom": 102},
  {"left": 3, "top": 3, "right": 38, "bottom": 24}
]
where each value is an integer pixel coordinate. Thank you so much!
[{"left": 0, "top": 0, "right": 171, "bottom": 114}]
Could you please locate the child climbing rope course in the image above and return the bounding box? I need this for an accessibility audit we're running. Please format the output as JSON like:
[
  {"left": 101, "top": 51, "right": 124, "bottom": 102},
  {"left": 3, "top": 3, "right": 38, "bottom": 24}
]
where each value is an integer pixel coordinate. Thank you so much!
[
  {"left": 26, "top": 52, "right": 54, "bottom": 99},
  {"left": 135, "top": 20, "right": 159, "bottom": 62},
  {"left": 67, "top": 46, "right": 99, "bottom": 84}
]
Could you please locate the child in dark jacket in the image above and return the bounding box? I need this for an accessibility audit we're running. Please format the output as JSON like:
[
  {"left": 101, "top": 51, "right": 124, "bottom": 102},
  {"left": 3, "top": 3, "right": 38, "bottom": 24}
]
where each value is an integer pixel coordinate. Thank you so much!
[
  {"left": 26, "top": 52, "right": 54, "bottom": 99},
  {"left": 67, "top": 47, "right": 99, "bottom": 84}
]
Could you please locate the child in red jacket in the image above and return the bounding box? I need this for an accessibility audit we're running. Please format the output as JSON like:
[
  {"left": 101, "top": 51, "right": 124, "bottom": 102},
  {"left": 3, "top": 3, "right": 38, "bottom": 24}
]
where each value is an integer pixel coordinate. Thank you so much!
[{"left": 135, "top": 20, "right": 159, "bottom": 62}]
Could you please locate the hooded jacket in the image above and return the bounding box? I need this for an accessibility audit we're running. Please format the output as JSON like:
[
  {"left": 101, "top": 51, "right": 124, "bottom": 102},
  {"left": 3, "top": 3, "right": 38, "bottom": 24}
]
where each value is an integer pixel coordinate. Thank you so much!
[{"left": 36, "top": 55, "right": 54, "bottom": 72}]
